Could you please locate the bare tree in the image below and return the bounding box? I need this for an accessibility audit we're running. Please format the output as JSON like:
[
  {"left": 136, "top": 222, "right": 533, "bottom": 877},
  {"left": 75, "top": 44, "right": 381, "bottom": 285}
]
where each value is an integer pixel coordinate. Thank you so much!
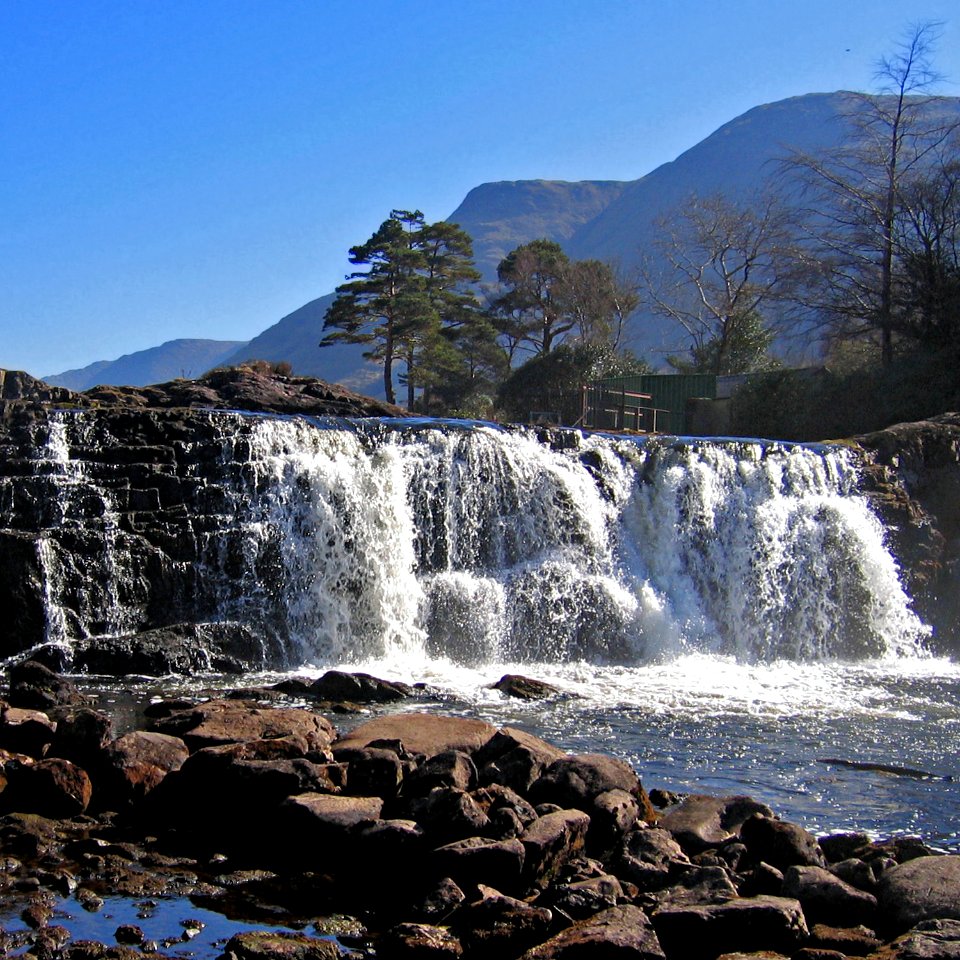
[
  {"left": 785, "top": 22, "right": 959, "bottom": 364},
  {"left": 640, "top": 191, "right": 803, "bottom": 374}
]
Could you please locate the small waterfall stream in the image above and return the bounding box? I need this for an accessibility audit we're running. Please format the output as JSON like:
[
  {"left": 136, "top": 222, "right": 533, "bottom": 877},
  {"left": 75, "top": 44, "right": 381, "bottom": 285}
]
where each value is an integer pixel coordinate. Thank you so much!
[{"left": 31, "top": 410, "right": 928, "bottom": 665}]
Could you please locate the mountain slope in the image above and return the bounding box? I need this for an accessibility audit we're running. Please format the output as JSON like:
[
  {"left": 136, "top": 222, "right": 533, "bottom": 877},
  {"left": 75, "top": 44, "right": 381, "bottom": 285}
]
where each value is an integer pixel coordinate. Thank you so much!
[{"left": 45, "top": 338, "right": 249, "bottom": 391}]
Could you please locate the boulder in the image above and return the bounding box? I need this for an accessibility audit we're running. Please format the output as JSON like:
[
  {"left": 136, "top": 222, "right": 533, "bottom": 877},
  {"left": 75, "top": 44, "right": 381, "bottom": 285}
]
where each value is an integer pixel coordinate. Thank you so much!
[
  {"left": 490, "top": 675, "right": 562, "bottom": 700},
  {"left": 99, "top": 731, "right": 190, "bottom": 806},
  {"left": 781, "top": 865, "right": 877, "bottom": 927},
  {"left": 454, "top": 885, "right": 553, "bottom": 957},
  {"left": 521, "top": 809, "right": 591, "bottom": 888},
  {"left": 652, "top": 896, "right": 809, "bottom": 960},
  {"left": 148, "top": 699, "right": 336, "bottom": 755},
  {"left": 309, "top": 671, "right": 413, "bottom": 703},
  {"left": 654, "top": 865, "right": 739, "bottom": 908},
  {"left": 414, "top": 877, "right": 467, "bottom": 923},
  {"left": 378, "top": 922, "right": 463, "bottom": 959},
  {"left": 337, "top": 747, "right": 405, "bottom": 799},
  {"left": 614, "top": 826, "right": 690, "bottom": 892},
  {"left": 739, "top": 815, "right": 826, "bottom": 870},
  {"left": 808, "top": 923, "right": 881, "bottom": 956},
  {"left": 518, "top": 904, "right": 665, "bottom": 959},
  {"left": 866, "top": 919, "right": 960, "bottom": 960},
  {"left": 431, "top": 837, "right": 526, "bottom": 894},
  {"left": 49, "top": 708, "right": 114, "bottom": 767},
  {"left": 404, "top": 751, "right": 477, "bottom": 797},
  {"left": 475, "top": 727, "right": 566, "bottom": 795},
  {"left": 530, "top": 754, "right": 642, "bottom": 810},
  {"left": 658, "top": 796, "right": 774, "bottom": 854},
  {"left": 589, "top": 789, "right": 641, "bottom": 856},
  {"left": 0, "top": 704, "right": 56, "bottom": 757},
  {"left": 7, "top": 661, "right": 88, "bottom": 711},
  {"left": 334, "top": 714, "right": 497, "bottom": 760},
  {"left": 281, "top": 793, "right": 383, "bottom": 845},
  {"left": 539, "top": 873, "right": 623, "bottom": 920},
  {"left": 404, "top": 788, "right": 491, "bottom": 844},
  {"left": 877, "top": 854, "right": 960, "bottom": 933},
  {"left": 218, "top": 929, "right": 341, "bottom": 959},
  {"left": 1, "top": 757, "right": 92, "bottom": 817}
]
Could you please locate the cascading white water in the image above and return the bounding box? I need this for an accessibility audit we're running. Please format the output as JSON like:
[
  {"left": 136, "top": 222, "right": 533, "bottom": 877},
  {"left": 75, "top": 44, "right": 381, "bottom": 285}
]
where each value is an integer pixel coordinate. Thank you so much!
[{"left": 29, "top": 411, "right": 929, "bottom": 664}]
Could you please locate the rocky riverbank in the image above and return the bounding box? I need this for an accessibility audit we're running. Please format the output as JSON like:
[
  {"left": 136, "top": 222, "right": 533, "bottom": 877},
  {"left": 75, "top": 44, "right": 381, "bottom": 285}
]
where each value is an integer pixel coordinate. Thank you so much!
[{"left": 0, "top": 662, "right": 958, "bottom": 960}]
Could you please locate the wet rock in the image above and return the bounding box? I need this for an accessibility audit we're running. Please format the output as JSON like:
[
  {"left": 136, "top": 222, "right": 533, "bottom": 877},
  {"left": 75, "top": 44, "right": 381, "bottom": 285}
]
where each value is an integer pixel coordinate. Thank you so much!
[
  {"left": 7, "top": 660, "right": 89, "bottom": 710},
  {"left": 518, "top": 904, "right": 665, "bottom": 959},
  {"left": 454, "top": 885, "right": 553, "bottom": 957},
  {"left": 404, "top": 751, "right": 477, "bottom": 797},
  {"left": 99, "top": 730, "right": 189, "bottom": 806},
  {"left": 415, "top": 877, "right": 467, "bottom": 923},
  {"left": 114, "top": 924, "right": 145, "bottom": 946},
  {"left": 654, "top": 865, "right": 739, "bottom": 908},
  {"left": 2, "top": 757, "right": 92, "bottom": 817},
  {"left": 49, "top": 708, "right": 114, "bottom": 767},
  {"left": 877, "top": 854, "right": 960, "bottom": 933},
  {"left": 432, "top": 837, "right": 526, "bottom": 894},
  {"left": 866, "top": 918, "right": 960, "bottom": 960},
  {"left": 378, "top": 922, "right": 463, "bottom": 959},
  {"left": 614, "top": 826, "right": 690, "bottom": 891},
  {"left": 61, "top": 942, "right": 142, "bottom": 959},
  {"left": 335, "top": 713, "right": 497, "bottom": 760},
  {"left": 782, "top": 864, "right": 877, "bottom": 927},
  {"left": 475, "top": 727, "right": 566, "bottom": 795},
  {"left": 0, "top": 704, "right": 56, "bottom": 757},
  {"left": 530, "top": 754, "right": 642, "bottom": 810},
  {"left": 335, "top": 746, "right": 405, "bottom": 799},
  {"left": 490, "top": 675, "right": 562, "bottom": 700},
  {"left": 739, "top": 815, "right": 826, "bottom": 869},
  {"left": 539, "top": 873, "right": 623, "bottom": 920},
  {"left": 520, "top": 809, "right": 591, "bottom": 888},
  {"left": 652, "top": 895, "right": 808, "bottom": 960},
  {"left": 405, "top": 788, "right": 491, "bottom": 845},
  {"left": 808, "top": 923, "right": 881, "bottom": 955},
  {"left": 218, "top": 929, "right": 341, "bottom": 959},
  {"left": 309, "top": 670, "right": 413, "bottom": 703},
  {"left": 658, "top": 795, "right": 774, "bottom": 854},
  {"left": 148, "top": 699, "right": 336, "bottom": 755}
]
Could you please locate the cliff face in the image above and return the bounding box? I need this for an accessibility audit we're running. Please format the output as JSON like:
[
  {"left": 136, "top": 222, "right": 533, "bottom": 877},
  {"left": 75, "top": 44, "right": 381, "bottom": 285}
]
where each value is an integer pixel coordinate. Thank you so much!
[{"left": 852, "top": 414, "right": 960, "bottom": 655}]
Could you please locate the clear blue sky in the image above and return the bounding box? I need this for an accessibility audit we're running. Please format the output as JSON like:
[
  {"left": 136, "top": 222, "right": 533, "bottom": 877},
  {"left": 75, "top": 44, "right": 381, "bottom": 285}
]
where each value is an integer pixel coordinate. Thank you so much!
[{"left": 3, "top": 1, "right": 959, "bottom": 378}]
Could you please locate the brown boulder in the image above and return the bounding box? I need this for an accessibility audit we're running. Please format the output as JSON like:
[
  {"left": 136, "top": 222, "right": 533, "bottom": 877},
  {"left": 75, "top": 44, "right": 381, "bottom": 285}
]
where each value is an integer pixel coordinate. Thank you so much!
[
  {"left": 782, "top": 865, "right": 877, "bottom": 927},
  {"left": 7, "top": 661, "right": 89, "bottom": 711},
  {"left": 658, "top": 795, "right": 774, "bottom": 854},
  {"left": 148, "top": 699, "right": 335, "bottom": 755},
  {"left": 334, "top": 713, "right": 496, "bottom": 760},
  {"left": 0, "top": 704, "right": 56, "bottom": 757},
  {"left": 475, "top": 727, "right": 565, "bottom": 795},
  {"left": 877, "top": 854, "right": 960, "bottom": 933},
  {"left": 100, "top": 731, "right": 190, "bottom": 805},
  {"left": 218, "top": 929, "right": 341, "bottom": 959},
  {"left": 378, "top": 922, "right": 463, "bottom": 959},
  {"left": 454, "top": 885, "right": 553, "bottom": 957},
  {"left": 491, "top": 675, "right": 562, "bottom": 700},
  {"left": 2, "top": 757, "right": 92, "bottom": 817},
  {"left": 521, "top": 809, "right": 591, "bottom": 888},
  {"left": 866, "top": 919, "right": 960, "bottom": 960},
  {"left": 518, "top": 904, "right": 665, "bottom": 959},
  {"left": 740, "top": 815, "right": 826, "bottom": 870},
  {"left": 432, "top": 837, "right": 526, "bottom": 894},
  {"left": 309, "top": 670, "right": 413, "bottom": 703}
]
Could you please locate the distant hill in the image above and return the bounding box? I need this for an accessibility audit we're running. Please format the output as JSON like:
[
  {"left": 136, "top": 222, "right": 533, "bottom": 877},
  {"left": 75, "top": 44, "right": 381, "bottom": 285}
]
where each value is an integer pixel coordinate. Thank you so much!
[
  {"left": 45, "top": 338, "right": 248, "bottom": 391},
  {"left": 58, "top": 91, "right": 960, "bottom": 396}
]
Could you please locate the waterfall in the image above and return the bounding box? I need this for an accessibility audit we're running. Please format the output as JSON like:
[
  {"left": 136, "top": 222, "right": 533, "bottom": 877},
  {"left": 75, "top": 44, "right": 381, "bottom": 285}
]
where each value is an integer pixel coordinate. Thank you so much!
[{"left": 24, "top": 411, "right": 929, "bottom": 666}]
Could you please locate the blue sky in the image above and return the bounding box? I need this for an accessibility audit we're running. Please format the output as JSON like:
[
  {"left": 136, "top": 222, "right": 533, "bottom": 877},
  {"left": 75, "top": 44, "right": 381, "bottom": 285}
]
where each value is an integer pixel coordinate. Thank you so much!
[{"left": 3, "top": 2, "right": 959, "bottom": 378}]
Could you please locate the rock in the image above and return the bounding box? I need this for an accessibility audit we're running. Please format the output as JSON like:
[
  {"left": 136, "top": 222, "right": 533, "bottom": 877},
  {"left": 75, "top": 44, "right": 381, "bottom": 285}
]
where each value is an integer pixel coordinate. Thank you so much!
[
  {"left": 405, "top": 788, "right": 491, "bottom": 844},
  {"left": 614, "top": 826, "right": 690, "bottom": 892},
  {"left": 431, "top": 837, "right": 526, "bottom": 894},
  {"left": 866, "top": 919, "right": 960, "bottom": 960},
  {"left": 589, "top": 788, "right": 641, "bottom": 856},
  {"left": 99, "top": 730, "right": 190, "bottom": 805},
  {"left": 309, "top": 671, "right": 413, "bottom": 703},
  {"left": 280, "top": 793, "right": 383, "bottom": 849},
  {"left": 654, "top": 865, "right": 739, "bottom": 908},
  {"left": 737, "top": 862, "right": 785, "bottom": 898},
  {"left": 539, "top": 873, "right": 623, "bottom": 920},
  {"left": 739, "top": 815, "right": 826, "bottom": 869},
  {"left": 404, "top": 751, "right": 477, "bottom": 797},
  {"left": 334, "top": 714, "right": 497, "bottom": 760},
  {"left": 518, "top": 904, "right": 665, "bottom": 959},
  {"left": 0, "top": 704, "right": 56, "bottom": 757},
  {"left": 652, "top": 896, "right": 809, "bottom": 960},
  {"left": 782, "top": 865, "right": 877, "bottom": 927},
  {"left": 530, "top": 754, "right": 642, "bottom": 810},
  {"left": 475, "top": 727, "right": 566, "bottom": 795},
  {"left": 491, "top": 675, "right": 562, "bottom": 700},
  {"left": 114, "top": 924, "right": 145, "bottom": 945},
  {"left": 1, "top": 757, "right": 92, "bottom": 817},
  {"left": 830, "top": 857, "right": 883, "bottom": 892},
  {"left": 378, "top": 922, "right": 463, "bottom": 958},
  {"left": 454, "top": 885, "right": 554, "bottom": 957},
  {"left": 877, "top": 854, "right": 960, "bottom": 933},
  {"left": 148, "top": 699, "right": 336, "bottom": 755},
  {"left": 415, "top": 877, "right": 467, "bottom": 923},
  {"left": 337, "top": 747, "right": 405, "bottom": 799},
  {"left": 7, "top": 661, "right": 88, "bottom": 710},
  {"left": 49, "top": 708, "right": 114, "bottom": 767},
  {"left": 658, "top": 795, "right": 774, "bottom": 854},
  {"left": 218, "top": 929, "right": 341, "bottom": 959},
  {"left": 521, "top": 809, "right": 591, "bottom": 888},
  {"left": 808, "top": 923, "right": 881, "bottom": 956}
]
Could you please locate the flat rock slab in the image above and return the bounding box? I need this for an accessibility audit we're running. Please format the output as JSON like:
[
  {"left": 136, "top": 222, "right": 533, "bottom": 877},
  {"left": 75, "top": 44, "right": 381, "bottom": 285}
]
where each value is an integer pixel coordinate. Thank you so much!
[
  {"left": 518, "top": 904, "right": 665, "bottom": 959},
  {"left": 878, "top": 855, "right": 960, "bottom": 933},
  {"left": 658, "top": 796, "right": 774, "bottom": 854},
  {"left": 219, "top": 929, "right": 341, "bottom": 959},
  {"left": 653, "top": 896, "right": 808, "bottom": 960},
  {"left": 334, "top": 713, "right": 497, "bottom": 759}
]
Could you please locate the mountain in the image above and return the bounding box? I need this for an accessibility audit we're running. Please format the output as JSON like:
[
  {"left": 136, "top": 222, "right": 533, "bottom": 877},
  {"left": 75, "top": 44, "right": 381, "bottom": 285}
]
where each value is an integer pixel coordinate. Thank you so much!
[{"left": 45, "top": 338, "right": 248, "bottom": 391}]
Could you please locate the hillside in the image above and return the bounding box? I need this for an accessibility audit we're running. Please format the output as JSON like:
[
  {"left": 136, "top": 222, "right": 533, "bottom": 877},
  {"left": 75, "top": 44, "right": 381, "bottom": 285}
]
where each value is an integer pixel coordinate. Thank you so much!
[{"left": 45, "top": 338, "right": 248, "bottom": 391}]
